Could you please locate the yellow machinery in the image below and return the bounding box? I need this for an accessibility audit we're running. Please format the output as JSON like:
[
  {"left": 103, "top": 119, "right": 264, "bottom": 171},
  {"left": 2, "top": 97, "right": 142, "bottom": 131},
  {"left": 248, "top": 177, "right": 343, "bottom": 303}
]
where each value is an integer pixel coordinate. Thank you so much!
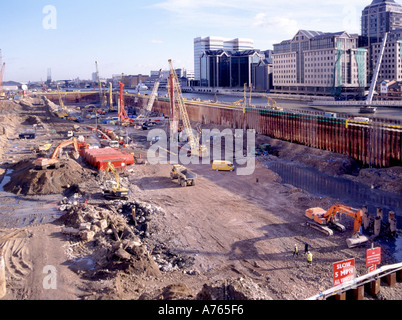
[
  {"left": 30, "top": 143, "right": 52, "bottom": 155},
  {"left": 104, "top": 162, "right": 130, "bottom": 200},
  {"left": 305, "top": 204, "right": 369, "bottom": 248},
  {"left": 168, "top": 59, "right": 208, "bottom": 157},
  {"left": 267, "top": 97, "right": 283, "bottom": 111}
]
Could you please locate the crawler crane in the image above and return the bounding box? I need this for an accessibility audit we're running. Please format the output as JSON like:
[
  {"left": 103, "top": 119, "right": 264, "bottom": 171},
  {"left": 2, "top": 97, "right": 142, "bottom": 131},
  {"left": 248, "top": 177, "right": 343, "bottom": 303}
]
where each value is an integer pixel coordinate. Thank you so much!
[{"left": 168, "top": 59, "right": 208, "bottom": 157}]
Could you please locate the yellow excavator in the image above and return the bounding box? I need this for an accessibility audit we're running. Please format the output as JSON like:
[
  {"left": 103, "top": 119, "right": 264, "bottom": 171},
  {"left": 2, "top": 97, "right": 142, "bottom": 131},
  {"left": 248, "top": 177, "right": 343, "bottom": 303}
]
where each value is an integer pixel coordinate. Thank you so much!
[
  {"left": 305, "top": 204, "right": 369, "bottom": 248},
  {"left": 103, "top": 162, "right": 130, "bottom": 200}
]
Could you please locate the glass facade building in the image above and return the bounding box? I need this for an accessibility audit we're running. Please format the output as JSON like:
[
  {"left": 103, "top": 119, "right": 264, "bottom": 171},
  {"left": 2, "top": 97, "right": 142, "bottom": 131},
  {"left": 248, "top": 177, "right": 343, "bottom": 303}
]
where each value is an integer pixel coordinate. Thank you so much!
[
  {"left": 194, "top": 37, "right": 254, "bottom": 82},
  {"left": 199, "top": 50, "right": 265, "bottom": 89}
]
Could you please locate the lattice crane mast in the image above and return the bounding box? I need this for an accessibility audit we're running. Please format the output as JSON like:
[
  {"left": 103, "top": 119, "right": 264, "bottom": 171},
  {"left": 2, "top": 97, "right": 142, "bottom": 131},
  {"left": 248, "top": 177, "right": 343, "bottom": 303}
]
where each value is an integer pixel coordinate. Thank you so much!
[
  {"left": 168, "top": 59, "right": 208, "bottom": 157},
  {"left": 95, "top": 61, "right": 105, "bottom": 110}
]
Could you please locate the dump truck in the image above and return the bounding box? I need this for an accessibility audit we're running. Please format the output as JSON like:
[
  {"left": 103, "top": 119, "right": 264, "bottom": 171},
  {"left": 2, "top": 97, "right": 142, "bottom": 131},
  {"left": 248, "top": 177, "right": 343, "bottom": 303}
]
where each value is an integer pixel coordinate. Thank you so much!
[{"left": 170, "top": 164, "right": 197, "bottom": 187}]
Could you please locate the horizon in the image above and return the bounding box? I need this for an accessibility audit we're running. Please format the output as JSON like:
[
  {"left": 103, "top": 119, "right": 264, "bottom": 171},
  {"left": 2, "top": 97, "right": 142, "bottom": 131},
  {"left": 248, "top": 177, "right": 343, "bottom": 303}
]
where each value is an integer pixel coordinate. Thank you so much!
[{"left": 0, "top": 0, "right": 374, "bottom": 82}]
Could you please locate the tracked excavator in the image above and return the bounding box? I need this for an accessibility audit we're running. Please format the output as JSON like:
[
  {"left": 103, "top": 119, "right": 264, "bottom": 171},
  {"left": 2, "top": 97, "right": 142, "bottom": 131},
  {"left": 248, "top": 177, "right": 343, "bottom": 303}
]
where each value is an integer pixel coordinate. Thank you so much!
[
  {"left": 34, "top": 137, "right": 80, "bottom": 170},
  {"left": 103, "top": 162, "right": 130, "bottom": 200},
  {"left": 305, "top": 204, "right": 369, "bottom": 248}
]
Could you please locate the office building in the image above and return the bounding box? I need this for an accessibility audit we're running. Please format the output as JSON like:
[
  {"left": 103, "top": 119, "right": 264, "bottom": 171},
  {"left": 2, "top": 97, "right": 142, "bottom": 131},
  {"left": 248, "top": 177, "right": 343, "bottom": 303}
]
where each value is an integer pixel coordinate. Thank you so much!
[
  {"left": 194, "top": 36, "right": 254, "bottom": 83},
  {"left": 199, "top": 49, "right": 267, "bottom": 89},
  {"left": 272, "top": 30, "right": 367, "bottom": 96},
  {"left": 362, "top": 0, "right": 402, "bottom": 44}
]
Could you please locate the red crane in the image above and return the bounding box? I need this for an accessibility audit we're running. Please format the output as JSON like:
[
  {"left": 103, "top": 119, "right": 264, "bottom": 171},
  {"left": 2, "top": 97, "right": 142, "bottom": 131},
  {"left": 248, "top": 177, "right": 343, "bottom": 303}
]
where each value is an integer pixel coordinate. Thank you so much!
[{"left": 118, "top": 81, "right": 129, "bottom": 123}]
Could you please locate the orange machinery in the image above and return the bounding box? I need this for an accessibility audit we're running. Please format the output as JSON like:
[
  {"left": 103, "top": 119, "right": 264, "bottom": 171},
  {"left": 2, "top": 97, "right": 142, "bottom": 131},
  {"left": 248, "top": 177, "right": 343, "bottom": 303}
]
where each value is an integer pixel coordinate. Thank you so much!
[
  {"left": 34, "top": 137, "right": 82, "bottom": 170},
  {"left": 305, "top": 204, "right": 369, "bottom": 248}
]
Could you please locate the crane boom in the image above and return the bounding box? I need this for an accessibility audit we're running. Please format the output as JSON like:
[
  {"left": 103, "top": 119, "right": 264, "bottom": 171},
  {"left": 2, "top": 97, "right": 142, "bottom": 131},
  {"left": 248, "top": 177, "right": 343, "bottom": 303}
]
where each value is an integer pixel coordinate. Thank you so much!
[
  {"left": 168, "top": 60, "right": 208, "bottom": 157},
  {"left": 95, "top": 61, "right": 105, "bottom": 110},
  {"left": 56, "top": 84, "right": 65, "bottom": 110},
  {"left": 146, "top": 69, "right": 162, "bottom": 113}
]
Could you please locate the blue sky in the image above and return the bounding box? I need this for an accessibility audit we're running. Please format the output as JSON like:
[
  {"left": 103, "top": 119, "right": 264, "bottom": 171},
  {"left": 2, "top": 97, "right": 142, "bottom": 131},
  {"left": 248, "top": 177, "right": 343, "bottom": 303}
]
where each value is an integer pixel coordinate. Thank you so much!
[{"left": 0, "top": 0, "right": 370, "bottom": 82}]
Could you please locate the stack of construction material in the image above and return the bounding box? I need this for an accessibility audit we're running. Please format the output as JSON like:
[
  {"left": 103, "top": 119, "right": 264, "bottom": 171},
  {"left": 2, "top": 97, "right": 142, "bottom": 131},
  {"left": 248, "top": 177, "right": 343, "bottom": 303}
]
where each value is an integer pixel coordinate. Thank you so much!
[{"left": 82, "top": 147, "right": 134, "bottom": 171}]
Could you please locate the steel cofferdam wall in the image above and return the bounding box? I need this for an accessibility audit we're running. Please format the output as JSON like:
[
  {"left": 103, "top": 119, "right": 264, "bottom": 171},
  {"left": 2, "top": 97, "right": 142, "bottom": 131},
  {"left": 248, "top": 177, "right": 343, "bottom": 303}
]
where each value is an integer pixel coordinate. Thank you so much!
[
  {"left": 41, "top": 91, "right": 402, "bottom": 168},
  {"left": 132, "top": 96, "right": 402, "bottom": 168}
]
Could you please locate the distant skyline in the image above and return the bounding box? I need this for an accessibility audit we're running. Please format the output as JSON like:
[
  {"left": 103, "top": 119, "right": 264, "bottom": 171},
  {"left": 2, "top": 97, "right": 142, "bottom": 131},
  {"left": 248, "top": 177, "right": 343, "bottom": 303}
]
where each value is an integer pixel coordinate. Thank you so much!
[{"left": 0, "top": 0, "right": 374, "bottom": 82}]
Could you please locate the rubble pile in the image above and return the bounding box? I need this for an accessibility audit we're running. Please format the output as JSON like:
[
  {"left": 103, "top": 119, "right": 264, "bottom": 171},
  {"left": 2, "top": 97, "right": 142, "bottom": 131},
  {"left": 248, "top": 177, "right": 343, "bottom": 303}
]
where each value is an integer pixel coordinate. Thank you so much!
[{"left": 57, "top": 197, "right": 195, "bottom": 284}]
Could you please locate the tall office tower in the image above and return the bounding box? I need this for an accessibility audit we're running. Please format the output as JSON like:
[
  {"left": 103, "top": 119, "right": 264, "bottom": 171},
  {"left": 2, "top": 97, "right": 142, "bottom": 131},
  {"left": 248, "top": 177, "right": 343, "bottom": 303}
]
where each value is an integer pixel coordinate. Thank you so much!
[
  {"left": 46, "top": 68, "right": 52, "bottom": 86},
  {"left": 194, "top": 36, "right": 254, "bottom": 82},
  {"left": 362, "top": 0, "right": 402, "bottom": 43}
]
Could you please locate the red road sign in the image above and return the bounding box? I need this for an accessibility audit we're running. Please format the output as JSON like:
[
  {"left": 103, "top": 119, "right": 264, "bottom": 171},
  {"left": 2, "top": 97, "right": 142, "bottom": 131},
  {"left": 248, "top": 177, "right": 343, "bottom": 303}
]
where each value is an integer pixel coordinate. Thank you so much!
[
  {"left": 366, "top": 247, "right": 381, "bottom": 267},
  {"left": 333, "top": 258, "right": 355, "bottom": 287},
  {"left": 368, "top": 265, "right": 377, "bottom": 273}
]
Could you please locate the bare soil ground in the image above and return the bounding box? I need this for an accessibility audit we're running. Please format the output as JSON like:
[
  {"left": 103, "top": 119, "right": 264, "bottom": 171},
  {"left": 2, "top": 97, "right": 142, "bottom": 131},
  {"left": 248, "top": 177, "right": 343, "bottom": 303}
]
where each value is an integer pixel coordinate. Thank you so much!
[{"left": 0, "top": 97, "right": 401, "bottom": 301}]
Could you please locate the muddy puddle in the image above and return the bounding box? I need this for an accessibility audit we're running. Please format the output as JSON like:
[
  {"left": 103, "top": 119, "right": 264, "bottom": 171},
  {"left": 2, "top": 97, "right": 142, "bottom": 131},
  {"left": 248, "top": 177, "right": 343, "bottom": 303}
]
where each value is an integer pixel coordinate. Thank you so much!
[
  {"left": 0, "top": 170, "right": 64, "bottom": 229},
  {"left": 265, "top": 160, "right": 402, "bottom": 261}
]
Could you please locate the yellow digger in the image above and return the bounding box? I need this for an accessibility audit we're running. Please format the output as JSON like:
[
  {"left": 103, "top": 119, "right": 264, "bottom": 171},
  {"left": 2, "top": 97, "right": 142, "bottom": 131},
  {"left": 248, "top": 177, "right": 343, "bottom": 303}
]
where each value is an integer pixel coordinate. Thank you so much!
[
  {"left": 103, "top": 162, "right": 130, "bottom": 200},
  {"left": 30, "top": 143, "right": 52, "bottom": 155}
]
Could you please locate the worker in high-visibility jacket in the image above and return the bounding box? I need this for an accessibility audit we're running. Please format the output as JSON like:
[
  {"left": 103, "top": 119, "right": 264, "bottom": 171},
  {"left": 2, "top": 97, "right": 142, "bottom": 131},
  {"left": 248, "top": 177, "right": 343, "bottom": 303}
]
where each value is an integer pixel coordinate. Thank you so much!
[{"left": 307, "top": 251, "right": 313, "bottom": 265}]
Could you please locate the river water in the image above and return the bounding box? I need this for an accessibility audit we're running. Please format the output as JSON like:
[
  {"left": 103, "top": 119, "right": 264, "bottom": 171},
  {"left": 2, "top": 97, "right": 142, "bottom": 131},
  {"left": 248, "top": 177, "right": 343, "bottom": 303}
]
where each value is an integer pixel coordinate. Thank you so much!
[
  {"left": 0, "top": 170, "right": 63, "bottom": 229},
  {"left": 265, "top": 160, "right": 402, "bottom": 262}
]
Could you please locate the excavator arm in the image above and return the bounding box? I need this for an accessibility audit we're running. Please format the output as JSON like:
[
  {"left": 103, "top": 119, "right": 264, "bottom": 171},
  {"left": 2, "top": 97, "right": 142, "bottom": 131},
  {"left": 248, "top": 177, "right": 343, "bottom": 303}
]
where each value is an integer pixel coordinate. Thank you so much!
[
  {"left": 324, "top": 205, "right": 363, "bottom": 234},
  {"left": 106, "top": 162, "right": 120, "bottom": 190},
  {"left": 50, "top": 137, "right": 79, "bottom": 160}
]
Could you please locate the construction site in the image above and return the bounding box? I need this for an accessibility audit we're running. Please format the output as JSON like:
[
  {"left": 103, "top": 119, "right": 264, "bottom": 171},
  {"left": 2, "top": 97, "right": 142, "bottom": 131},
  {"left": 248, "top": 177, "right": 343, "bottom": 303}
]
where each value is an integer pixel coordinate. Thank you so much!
[{"left": 0, "top": 60, "right": 402, "bottom": 302}]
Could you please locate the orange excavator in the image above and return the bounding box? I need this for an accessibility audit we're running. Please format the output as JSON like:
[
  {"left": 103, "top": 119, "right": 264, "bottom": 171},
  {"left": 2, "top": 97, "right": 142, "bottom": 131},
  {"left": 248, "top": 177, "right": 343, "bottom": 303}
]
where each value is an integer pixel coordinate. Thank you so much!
[
  {"left": 34, "top": 137, "right": 80, "bottom": 170},
  {"left": 305, "top": 204, "right": 369, "bottom": 248}
]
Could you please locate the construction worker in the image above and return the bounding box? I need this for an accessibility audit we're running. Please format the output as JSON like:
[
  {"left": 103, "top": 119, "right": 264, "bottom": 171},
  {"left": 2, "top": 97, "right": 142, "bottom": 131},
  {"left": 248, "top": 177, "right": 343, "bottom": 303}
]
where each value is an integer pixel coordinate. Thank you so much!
[
  {"left": 307, "top": 251, "right": 313, "bottom": 266},
  {"left": 293, "top": 244, "right": 299, "bottom": 258},
  {"left": 304, "top": 242, "right": 309, "bottom": 254}
]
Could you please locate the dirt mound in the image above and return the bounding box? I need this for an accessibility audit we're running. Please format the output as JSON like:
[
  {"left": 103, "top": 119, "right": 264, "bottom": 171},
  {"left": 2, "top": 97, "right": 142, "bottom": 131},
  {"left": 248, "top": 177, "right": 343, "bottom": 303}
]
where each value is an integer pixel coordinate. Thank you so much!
[
  {"left": 139, "top": 283, "right": 194, "bottom": 300},
  {"left": 4, "top": 159, "right": 88, "bottom": 195},
  {"left": 351, "top": 166, "right": 402, "bottom": 195},
  {"left": 196, "top": 278, "right": 273, "bottom": 300}
]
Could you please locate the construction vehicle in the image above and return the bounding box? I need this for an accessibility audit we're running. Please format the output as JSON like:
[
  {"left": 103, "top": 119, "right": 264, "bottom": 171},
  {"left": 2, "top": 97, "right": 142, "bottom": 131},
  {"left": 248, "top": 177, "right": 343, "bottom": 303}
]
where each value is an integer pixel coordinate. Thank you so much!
[
  {"left": 30, "top": 143, "right": 52, "bottom": 155},
  {"left": 170, "top": 164, "right": 197, "bottom": 187},
  {"left": 168, "top": 60, "right": 208, "bottom": 157},
  {"left": 103, "top": 162, "right": 130, "bottom": 200},
  {"left": 305, "top": 204, "right": 369, "bottom": 248},
  {"left": 212, "top": 160, "right": 235, "bottom": 172},
  {"left": 267, "top": 97, "right": 283, "bottom": 111},
  {"left": 34, "top": 137, "right": 80, "bottom": 170}
]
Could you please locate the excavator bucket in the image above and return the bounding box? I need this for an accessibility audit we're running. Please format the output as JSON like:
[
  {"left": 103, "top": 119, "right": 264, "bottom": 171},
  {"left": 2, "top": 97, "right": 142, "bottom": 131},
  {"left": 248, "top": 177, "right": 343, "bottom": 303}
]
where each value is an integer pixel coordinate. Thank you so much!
[{"left": 346, "top": 235, "right": 369, "bottom": 248}]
